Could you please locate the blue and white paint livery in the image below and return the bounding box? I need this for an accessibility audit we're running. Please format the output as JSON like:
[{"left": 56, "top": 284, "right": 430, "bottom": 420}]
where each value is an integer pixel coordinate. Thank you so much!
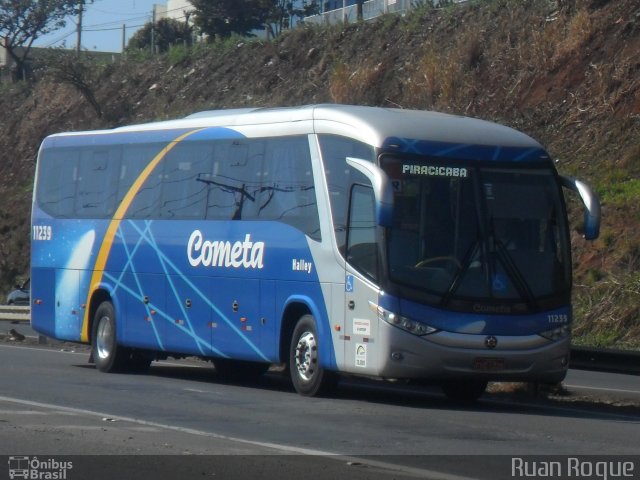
[{"left": 31, "top": 105, "right": 600, "bottom": 400}]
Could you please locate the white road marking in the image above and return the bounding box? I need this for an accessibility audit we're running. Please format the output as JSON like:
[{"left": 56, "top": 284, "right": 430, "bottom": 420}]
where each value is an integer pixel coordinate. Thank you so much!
[
  {"left": 564, "top": 384, "right": 640, "bottom": 395},
  {"left": 0, "top": 394, "right": 478, "bottom": 480},
  {"left": 0, "top": 409, "right": 78, "bottom": 416},
  {"left": 0, "top": 410, "right": 49, "bottom": 415},
  {"left": 0, "top": 343, "right": 88, "bottom": 355}
]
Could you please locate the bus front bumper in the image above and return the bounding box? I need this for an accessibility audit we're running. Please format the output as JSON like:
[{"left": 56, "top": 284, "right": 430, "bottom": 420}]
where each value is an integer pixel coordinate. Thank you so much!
[{"left": 376, "top": 321, "right": 570, "bottom": 383}]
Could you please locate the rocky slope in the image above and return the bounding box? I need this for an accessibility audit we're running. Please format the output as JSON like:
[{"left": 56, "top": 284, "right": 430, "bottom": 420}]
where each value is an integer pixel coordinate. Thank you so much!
[{"left": 0, "top": 0, "right": 637, "bottom": 346}]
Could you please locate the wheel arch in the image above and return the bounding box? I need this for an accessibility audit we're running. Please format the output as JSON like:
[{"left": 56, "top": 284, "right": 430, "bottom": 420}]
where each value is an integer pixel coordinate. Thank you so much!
[
  {"left": 86, "top": 287, "right": 119, "bottom": 344},
  {"left": 278, "top": 296, "right": 337, "bottom": 370}
]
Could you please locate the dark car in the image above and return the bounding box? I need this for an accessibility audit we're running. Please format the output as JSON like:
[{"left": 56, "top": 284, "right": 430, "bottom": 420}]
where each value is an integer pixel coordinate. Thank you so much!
[{"left": 7, "top": 278, "right": 29, "bottom": 306}]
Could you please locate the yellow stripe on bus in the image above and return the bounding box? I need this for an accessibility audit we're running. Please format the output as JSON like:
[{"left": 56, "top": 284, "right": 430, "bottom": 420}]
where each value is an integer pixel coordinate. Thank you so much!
[{"left": 81, "top": 128, "right": 205, "bottom": 343}]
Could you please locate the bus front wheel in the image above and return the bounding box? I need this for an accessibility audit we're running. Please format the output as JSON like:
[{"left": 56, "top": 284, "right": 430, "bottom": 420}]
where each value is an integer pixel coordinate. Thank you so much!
[
  {"left": 289, "top": 314, "right": 337, "bottom": 396},
  {"left": 92, "top": 301, "right": 128, "bottom": 373}
]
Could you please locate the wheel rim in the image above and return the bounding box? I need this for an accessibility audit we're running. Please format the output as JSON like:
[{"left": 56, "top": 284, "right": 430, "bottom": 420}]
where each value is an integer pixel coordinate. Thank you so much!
[
  {"left": 96, "top": 316, "right": 113, "bottom": 360},
  {"left": 294, "top": 331, "right": 317, "bottom": 382}
]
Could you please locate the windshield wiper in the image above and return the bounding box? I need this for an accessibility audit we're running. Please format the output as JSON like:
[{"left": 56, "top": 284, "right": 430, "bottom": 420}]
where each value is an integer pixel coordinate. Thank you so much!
[
  {"left": 440, "top": 238, "right": 481, "bottom": 308},
  {"left": 489, "top": 220, "right": 537, "bottom": 310}
]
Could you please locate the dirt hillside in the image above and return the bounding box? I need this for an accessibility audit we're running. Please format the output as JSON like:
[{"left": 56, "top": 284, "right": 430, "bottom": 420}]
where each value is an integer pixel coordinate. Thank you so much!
[{"left": 0, "top": 0, "right": 637, "bottom": 347}]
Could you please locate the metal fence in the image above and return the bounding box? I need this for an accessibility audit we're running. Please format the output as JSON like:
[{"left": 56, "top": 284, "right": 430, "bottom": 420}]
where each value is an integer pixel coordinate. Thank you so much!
[{"left": 304, "top": 0, "right": 415, "bottom": 25}]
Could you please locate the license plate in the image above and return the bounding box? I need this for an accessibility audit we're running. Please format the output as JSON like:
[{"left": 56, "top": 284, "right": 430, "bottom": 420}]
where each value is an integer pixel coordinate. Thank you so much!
[{"left": 473, "top": 357, "right": 505, "bottom": 371}]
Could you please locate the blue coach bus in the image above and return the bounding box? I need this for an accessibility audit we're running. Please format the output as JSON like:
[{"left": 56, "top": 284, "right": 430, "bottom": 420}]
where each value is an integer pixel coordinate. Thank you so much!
[{"left": 31, "top": 105, "right": 600, "bottom": 400}]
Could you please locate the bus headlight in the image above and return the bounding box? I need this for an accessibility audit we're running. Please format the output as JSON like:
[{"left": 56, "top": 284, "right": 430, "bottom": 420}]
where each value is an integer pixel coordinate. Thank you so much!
[
  {"left": 539, "top": 325, "right": 571, "bottom": 341},
  {"left": 377, "top": 306, "right": 438, "bottom": 337}
]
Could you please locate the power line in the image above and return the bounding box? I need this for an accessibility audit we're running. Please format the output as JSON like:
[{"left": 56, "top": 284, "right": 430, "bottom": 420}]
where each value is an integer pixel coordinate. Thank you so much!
[
  {"left": 80, "top": 4, "right": 191, "bottom": 30},
  {"left": 83, "top": 23, "right": 147, "bottom": 32},
  {"left": 83, "top": 14, "right": 151, "bottom": 29},
  {"left": 37, "top": 3, "right": 193, "bottom": 50},
  {"left": 82, "top": 12, "right": 190, "bottom": 32},
  {"left": 83, "top": 4, "right": 191, "bottom": 29},
  {"left": 42, "top": 29, "right": 77, "bottom": 47}
]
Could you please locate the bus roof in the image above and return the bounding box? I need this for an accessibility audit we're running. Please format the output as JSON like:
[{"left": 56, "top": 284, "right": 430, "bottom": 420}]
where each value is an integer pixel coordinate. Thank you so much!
[{"left": 44, "top": 104, "right": 544, "bottom": 154}]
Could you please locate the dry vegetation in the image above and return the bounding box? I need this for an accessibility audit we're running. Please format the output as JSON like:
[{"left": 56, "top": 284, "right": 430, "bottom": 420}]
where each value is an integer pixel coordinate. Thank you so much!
[{"left": 0, "top": 0, "right": 637, "bottom": 347}]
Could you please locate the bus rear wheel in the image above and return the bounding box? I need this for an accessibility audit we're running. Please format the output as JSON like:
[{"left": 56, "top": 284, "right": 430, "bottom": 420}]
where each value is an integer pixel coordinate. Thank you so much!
[
  {"left": 289, "top": 314, "right": 337, "bottom": 396},
  {"left": 92, "top": 301, "right": 128, "bottom": 373}
]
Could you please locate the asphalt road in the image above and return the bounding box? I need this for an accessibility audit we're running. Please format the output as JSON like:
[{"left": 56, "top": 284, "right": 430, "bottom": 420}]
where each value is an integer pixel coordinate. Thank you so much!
[
  {"left": 3, "top": 319, "right": 640, "bottom": 399},
  {"left": 1, "top": 342, "right": 639, "bottom": 480}
]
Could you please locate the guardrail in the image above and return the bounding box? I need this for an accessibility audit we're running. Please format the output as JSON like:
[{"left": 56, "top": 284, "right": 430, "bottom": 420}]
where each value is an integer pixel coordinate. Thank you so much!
[
  {"left": 1, "top": 307, "right": 637, "bottom": 375},
  {"left": 0, "top": 305, "right": 30, "bottom": 322},
  {"left": 569, "top": 346, "right": 640, "bottom": 376}
]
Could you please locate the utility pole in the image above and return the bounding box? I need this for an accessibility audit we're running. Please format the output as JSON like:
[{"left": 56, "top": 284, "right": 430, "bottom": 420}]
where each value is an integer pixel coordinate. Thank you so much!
[
  {"left": 76, "top": 0, "right": 84, "bottom": 56},
  {"left": 122, "top": 24, "right": 126, "bottom": 53},
  {"left": 151, "top": 4, "right": 156, "bottom": 55}
]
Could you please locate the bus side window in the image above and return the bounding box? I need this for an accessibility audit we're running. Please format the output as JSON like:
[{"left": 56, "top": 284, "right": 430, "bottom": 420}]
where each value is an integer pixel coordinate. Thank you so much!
[
  {"left": 259, "top": 137, "right": 320, "bottom": 240},
  {"left": 318, "top": 135, "right": 374, "bottom": 253},
  {"left": 37, "top": 149, "right": 79, "bottom": 217},
  {"left": 122, "top": 143, "right": 166, "bottom": 219},
  {"left": 346, "top": 184, "right": 379, "bottom": 283},
  {"left": 75, "top": 148, "right": 120, "bottom": 217},
  {"left": 206, "top": 140, "right": 264, "bottom": 220},
  {"left": 159, "top": 142, "right": 213, "bottom": 219}
]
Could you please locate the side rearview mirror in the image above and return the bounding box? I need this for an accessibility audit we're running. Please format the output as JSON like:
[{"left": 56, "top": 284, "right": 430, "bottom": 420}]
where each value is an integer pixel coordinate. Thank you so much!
[
  {"left": 346, "top": 157, "right": 394, "bottom": 227},
  {"left": 560, "top": 175, "right": 601, "bottom": 240}
]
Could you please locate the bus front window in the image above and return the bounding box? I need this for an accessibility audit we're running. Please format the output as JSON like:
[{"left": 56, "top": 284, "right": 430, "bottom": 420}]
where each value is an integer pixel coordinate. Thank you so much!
[{"left": 382, "top": 156, "right": 571, "bottom": 313}]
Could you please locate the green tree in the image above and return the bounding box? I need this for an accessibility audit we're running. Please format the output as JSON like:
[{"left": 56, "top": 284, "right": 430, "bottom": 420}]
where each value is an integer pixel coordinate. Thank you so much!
[
  {"left": 191, "top": 0, "right": 275, "bottom": 40},
  {"left": 127, "top": 18, "right": 193, "bottom": 53},
  {"left": 266, "top": 1, "right": 319, "bottom": 38},
  {"left": 45, "top": 49, "right": 103, "bottom": 118},
  {"left": 0, "top": 0, "right": 78, "bottom": 81}
]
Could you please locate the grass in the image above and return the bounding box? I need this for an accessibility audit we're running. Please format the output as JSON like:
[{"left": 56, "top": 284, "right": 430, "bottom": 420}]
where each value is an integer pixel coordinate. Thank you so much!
[
  {"left": 166, "top": 43, "right": 192, "bottom": 66},
  {"left": 598, "top": 178, "right": 640, "bottom": 206},
  {"left": 328, "top": 59, "right": 391, "bottom": 105},
  {"left": 554, "top": 8, "right": 592, "bottom": 62},
  {"left": 573, "top": 272, "right": 640, "bottom": 349}
]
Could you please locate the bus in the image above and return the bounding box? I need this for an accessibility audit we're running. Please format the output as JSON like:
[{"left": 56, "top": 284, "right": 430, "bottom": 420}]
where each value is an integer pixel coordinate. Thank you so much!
[{"left": 31, "top": 105, "right": 600, "bottom": 401}]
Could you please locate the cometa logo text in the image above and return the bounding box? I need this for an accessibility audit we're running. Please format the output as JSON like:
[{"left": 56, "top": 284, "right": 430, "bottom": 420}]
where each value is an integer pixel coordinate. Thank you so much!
[{"left": 188, "top": 230, "right": 265, "bottom": 269}]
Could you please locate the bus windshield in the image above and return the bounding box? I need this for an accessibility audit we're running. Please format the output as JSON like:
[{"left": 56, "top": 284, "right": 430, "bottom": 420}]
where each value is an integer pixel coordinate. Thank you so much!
[{"left": 381, "top": 156, "right": 571, "bottom": 312}]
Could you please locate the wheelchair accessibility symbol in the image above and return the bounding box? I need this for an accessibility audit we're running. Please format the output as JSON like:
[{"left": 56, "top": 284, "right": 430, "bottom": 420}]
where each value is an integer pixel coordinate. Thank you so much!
[{"left": 345, "top": 275, "right": 354, "bottom": 292}]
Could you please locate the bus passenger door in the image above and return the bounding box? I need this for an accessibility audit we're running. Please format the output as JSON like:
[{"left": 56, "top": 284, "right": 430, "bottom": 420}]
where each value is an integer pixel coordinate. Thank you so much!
[{"left": 344, "top": 184, "right": 380, "bottom": 375}]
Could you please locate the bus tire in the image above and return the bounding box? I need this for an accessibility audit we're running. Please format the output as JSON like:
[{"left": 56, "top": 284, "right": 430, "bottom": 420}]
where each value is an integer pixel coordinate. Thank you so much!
[
  {"left": 289, "top": 314, "right": 337, "bottom": 396},
  {"left": 92, "top": 301, "right": 127, "bottom": 373},
  {"left": 441, "top": 379, "right": 488, "bottom": 403}
]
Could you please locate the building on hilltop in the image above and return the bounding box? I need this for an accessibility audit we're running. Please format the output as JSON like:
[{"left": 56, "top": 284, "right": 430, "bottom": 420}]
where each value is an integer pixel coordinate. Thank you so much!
[{"left": 159, "top": 0, "right": 195, "bottom": 24}]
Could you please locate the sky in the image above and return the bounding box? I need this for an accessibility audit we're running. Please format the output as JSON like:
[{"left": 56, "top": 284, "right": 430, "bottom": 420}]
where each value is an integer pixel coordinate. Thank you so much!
[{"left": 34, "top": 0, "right": 161, "bottom": 53}]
